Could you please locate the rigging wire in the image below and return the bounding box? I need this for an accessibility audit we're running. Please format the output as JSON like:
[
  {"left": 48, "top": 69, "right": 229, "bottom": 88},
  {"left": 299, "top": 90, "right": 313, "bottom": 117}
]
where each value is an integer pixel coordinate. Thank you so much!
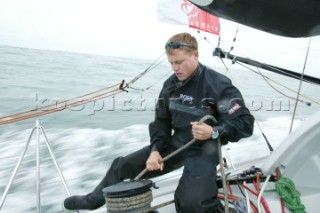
[
  {"left": 145, "top": 70, "right": 172, "bottom": 90},
  {"left": 196, "top": 30, "right": 216, "bottom": 48},
  {"left": 289, "top": 38, "right": 312, "bottom": 133},
  {"left": 218, "top": 56, "right": 274, "bottom": 152},
  {"left": 216, "top": 30, "right": 221, "bottom": 48},
  {"left": 236, "top": 62, "right": 319, "bottom": 106},
  {"left": 203, "top": 23, "right": 310, "bottom": 153},
  {"left": 199, "top": 26, "right": 275, "bottom": 153},
  {"left": 227, "top": 25, "right": 239, "bottom": 54},
  {"left": 211, "top": 23, "right": 275, "bottom": 152},
  {"left": 217, "top": 43, "right": 318, "bottom": 152},
  {"left": 125, "top": 53, "right": 166, "bottom": 88},
  {"left": 256, "top": 67, "right": 304, "bottom": 103}
]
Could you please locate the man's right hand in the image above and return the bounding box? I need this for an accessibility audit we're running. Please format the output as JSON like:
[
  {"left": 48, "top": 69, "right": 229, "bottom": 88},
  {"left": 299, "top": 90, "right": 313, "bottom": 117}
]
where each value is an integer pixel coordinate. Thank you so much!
[{"left": 146, "top": 151, "right": 164, "bottom": 171}]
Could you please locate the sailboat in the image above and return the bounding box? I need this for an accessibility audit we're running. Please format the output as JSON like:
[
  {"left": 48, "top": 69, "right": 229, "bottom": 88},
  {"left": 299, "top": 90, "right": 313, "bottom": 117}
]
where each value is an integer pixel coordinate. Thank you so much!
[
  {"left": 95, "top": 1, "right": 320, "bottom": 212},
  {"left": 145, "top": 1, "right": 320, "bottom": 213},
  {"left": 1, "top": 0, "right": 320, "bottom": 213}
]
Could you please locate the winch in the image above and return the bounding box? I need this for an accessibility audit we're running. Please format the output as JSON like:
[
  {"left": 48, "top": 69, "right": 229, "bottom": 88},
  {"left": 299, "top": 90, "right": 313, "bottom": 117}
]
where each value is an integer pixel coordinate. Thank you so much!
[
  {"left": 103, "top": 179, "right": 155, "bottom": 213},
  {"left": 102, "top": 115, "right": 227, "bottom": 213}
]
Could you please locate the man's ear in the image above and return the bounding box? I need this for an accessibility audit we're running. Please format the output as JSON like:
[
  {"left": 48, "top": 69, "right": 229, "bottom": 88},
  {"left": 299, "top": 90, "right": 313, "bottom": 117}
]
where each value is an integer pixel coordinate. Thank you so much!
[{"left": 193, "top": 50, "right": 199, "bottom": 58}]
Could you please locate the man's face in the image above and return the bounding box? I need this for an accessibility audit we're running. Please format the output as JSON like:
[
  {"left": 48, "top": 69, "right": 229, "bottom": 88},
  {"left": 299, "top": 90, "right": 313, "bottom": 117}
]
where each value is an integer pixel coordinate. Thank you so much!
[{"left": 167, "top": 49, "right": 199, "bottom": 81}]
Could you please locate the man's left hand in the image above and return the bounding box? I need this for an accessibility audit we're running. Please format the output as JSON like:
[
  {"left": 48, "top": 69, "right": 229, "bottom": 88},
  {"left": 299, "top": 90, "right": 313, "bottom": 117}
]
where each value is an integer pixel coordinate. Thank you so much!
[{"left": 190, "top": 122, "right": 213, "bottom": 141}]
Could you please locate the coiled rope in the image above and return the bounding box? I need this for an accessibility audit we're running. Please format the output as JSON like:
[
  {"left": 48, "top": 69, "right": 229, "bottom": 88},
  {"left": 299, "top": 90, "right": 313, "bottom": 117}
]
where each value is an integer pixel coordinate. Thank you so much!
[
  {"left": 134, "top": 115, "right": 230, "bottom": 213},
  {"left": 106, "top": 190, "right": 153, "bottom": 212},
  {"left": 275, "top": 168, "right": 306, "bottom": 213}
]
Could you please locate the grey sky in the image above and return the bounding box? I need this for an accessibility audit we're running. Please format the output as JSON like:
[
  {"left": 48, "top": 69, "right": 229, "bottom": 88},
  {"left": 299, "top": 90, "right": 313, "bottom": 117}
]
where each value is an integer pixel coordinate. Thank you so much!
[{"left": 0, "top": 0, "right": 319, "bottom": 77}]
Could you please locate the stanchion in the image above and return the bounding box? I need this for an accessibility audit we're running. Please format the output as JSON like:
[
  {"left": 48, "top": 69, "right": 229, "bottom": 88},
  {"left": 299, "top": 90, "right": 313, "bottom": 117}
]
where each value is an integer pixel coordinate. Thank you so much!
[{"left": 0, "top": 120, "right": 72, "bottom": 212}]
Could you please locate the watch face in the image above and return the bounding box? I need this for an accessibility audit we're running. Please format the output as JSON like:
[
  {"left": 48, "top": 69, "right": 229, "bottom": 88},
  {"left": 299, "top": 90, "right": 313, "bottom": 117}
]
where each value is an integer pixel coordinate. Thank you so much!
[{"left": 212, "top": 131, "right": 219, "bottom": 139}]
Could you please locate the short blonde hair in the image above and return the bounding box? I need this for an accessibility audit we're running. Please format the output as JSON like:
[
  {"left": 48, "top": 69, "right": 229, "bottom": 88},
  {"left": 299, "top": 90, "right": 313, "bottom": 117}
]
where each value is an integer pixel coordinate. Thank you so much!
[{"left": 165, "top": 32, "right": 198, "bottom": 55}]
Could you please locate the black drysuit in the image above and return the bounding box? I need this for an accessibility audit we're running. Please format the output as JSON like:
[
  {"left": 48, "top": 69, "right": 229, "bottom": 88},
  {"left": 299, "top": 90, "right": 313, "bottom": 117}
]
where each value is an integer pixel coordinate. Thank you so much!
[{"left": 79, "top": 63, "right": 254, "bottom": 212}]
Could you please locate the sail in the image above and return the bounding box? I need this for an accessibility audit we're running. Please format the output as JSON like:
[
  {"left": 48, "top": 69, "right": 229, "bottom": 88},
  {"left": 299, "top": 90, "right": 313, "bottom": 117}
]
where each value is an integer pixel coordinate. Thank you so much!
[
  {"left": 189, "top": 0, "right": 320, "bottom": 37},
  {"left": 157, "top": 0, "right": 220, "bottom": 35}
]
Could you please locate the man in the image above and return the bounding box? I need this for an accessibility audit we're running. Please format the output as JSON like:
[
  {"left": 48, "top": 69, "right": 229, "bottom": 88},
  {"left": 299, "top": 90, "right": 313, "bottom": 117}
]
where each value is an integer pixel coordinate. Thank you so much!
[{"left": 63, "top": 32, "right": 254, "bottom": 212}]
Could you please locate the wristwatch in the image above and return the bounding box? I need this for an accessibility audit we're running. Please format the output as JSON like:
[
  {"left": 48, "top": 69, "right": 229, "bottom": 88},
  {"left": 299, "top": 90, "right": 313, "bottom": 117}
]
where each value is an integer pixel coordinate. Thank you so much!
[{"left": 211, "top": 128, "right": 219, "bottom": 139}]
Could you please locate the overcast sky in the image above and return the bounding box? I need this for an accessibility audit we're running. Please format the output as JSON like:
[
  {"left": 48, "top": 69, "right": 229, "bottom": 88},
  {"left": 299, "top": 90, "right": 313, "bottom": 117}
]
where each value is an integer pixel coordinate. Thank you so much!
[{"left": 0, "top": 0, "right": 319, "bottom": 77}]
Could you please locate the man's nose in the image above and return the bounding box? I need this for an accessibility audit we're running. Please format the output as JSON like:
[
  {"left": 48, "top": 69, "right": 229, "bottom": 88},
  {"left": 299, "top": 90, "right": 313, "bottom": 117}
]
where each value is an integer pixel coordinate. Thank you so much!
[{"left": 172, "top": 64, "right": 179, "bottom": 71}]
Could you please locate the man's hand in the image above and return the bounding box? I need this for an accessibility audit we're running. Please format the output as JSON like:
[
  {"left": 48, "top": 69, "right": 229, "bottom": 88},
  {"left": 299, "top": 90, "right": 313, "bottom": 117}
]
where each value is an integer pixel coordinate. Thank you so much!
[
  {"left": 190, "top": 121, "right": 213, "bottom": 141},
  {"left": 146, "top": 151, "right": 164, "bottom": 171}
]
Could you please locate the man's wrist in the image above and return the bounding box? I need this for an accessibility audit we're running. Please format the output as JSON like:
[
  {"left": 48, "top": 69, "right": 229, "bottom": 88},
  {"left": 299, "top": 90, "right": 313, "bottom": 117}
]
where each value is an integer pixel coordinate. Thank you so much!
[
  {"left": 151, "top": 144, "right": 158, "bottom": 152},
  {"left": 211, "top": 127, "right": 219, "bottom": 139}
]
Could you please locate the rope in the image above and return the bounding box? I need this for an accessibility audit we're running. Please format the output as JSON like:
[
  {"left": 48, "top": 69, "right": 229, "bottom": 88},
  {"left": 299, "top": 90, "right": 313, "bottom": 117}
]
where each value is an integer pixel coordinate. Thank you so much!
[
  {"left": 106, "top": 190, "right": 153, "bottom": 212},
  {"left": 1, "top": 52, "right": 166, "bottom": 125},
  {"left": 275, "top": 173, "right": 306, "bottom": 213},
  {"left": 257, "top": 175, "right": 271, "bottom": 213},
  {"left": 217, "top": 133, "right": 229, "bottom": 213},
  {"left": 134, "top": 115, "right": 230, "bottom": 212},
  {"left": 238, "top": 181, "right": 271, "bottom": 213},
  {"left": 0, "top": 83, "right": 124, "bottom": 125},
  {"left": 218, "top": 193, "right": 259, "bottom": 213},
  {"left": 134, "top": 115, "right": 217, "bottom": 180},
  {"left": 139, "top": 200, "right": 175, "bottom": 213}
]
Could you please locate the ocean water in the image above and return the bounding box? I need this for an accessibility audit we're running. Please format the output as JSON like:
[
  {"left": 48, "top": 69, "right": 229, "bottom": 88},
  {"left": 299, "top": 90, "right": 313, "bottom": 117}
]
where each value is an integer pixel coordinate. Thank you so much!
[{"left": 0, "top": 45, "right": 319, "bottom": 213}]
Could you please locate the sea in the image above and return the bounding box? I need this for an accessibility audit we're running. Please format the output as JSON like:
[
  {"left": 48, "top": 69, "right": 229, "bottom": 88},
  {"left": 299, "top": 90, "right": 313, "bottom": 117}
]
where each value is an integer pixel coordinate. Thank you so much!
[{"left": 0, "top": 45, "right": 319, "bottom": 213}]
